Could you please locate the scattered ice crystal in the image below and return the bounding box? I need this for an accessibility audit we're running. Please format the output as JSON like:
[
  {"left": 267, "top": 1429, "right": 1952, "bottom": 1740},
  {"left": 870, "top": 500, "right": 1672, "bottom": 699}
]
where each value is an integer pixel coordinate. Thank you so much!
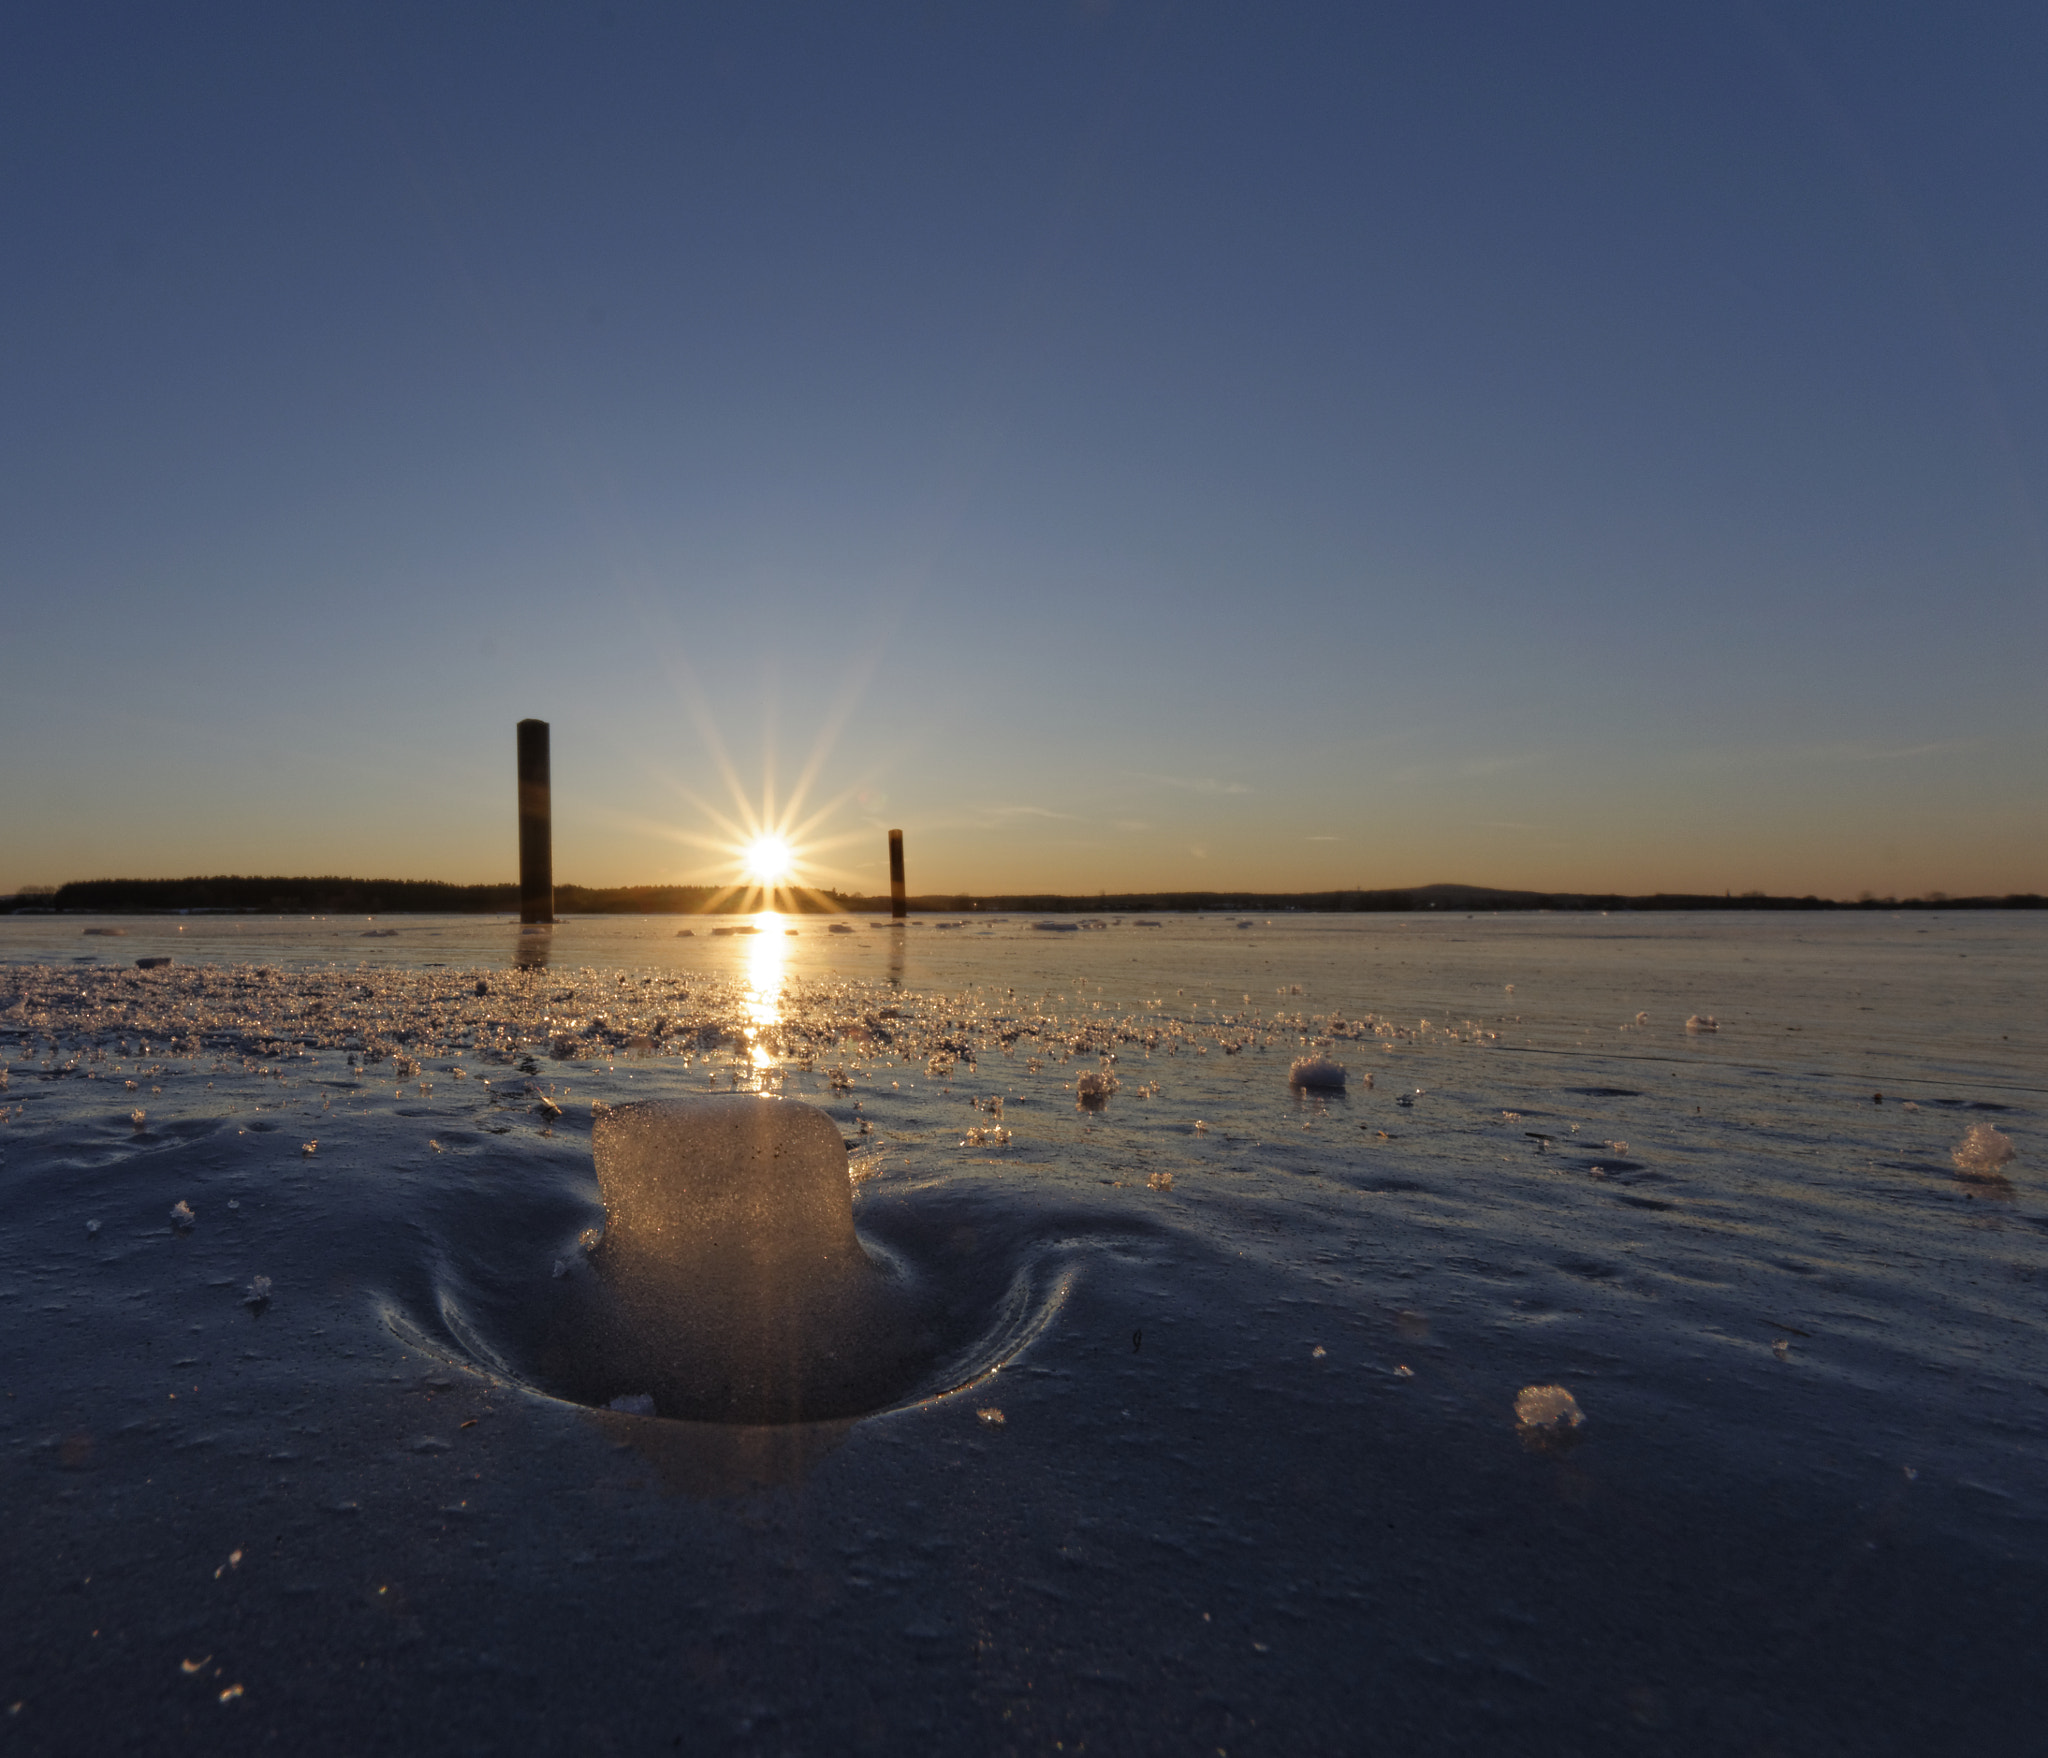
[
  {"left": 1513, "top": 1385, "right": 1584, "bottom": 1431},
  {"left": 1952, "top": 1123, "right": 2016, "bottom": 1177}
]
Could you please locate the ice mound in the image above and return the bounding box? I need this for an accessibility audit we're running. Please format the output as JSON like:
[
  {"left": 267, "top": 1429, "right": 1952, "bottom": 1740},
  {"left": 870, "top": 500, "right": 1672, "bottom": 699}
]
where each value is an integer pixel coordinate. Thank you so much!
[
  {"left": 1514, "top": 1384, "right": 1583, "bottom": 1431},
  {"left": 1289, "top": 1056, "right": 1346, "bottom": 1091},
  {"left": 1952, "top": 1123, "right": 2016, "bottom": 1178},
  {"left": 547, "top": 1097, "right": 934, "bottom": 1424},
  {"left": 1075, "top": 1069, "right": 1119, "bottom": 1110}
]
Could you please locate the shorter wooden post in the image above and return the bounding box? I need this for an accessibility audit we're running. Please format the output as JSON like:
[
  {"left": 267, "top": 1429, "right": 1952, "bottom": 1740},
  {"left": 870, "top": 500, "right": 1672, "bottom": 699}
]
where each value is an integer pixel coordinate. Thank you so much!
[
  {"left": 517, "top": 719, "right": 554, "bottom": 924},
  {"left": 888, "top": 829, "right": 906, "bottom": 920}
]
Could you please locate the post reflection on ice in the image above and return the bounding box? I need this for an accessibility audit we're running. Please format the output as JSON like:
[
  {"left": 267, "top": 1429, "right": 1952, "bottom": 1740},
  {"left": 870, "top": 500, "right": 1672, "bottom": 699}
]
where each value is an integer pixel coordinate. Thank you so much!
[{"left": 512, "top": 925, "right": 551, "bottom": 970}]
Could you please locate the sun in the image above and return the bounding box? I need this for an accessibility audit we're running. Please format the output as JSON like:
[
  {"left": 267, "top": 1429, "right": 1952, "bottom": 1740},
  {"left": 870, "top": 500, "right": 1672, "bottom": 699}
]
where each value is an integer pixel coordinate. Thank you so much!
[{"left": 741, "top": 834, "right": 794, "bottom": 887}]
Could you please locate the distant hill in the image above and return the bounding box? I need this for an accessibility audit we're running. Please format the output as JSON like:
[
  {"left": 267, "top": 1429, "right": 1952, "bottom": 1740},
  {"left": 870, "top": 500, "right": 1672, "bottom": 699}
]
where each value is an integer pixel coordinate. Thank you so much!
[{"left": 4, "top": 875, "right": 2039, "bottom": 915}]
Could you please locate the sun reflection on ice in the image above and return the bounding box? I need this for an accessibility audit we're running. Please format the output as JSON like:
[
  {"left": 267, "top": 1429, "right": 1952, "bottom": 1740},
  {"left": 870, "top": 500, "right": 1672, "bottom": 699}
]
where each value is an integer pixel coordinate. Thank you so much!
[{"left": 743, "top": 912, "right": 787, "bottom": 1071}]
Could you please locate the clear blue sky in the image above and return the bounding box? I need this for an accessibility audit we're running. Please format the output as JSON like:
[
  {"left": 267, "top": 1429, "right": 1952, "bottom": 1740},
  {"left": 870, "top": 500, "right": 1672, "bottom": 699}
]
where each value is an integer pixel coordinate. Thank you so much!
[{"left": 4, "top": 2, "right": 2042, "bottom": 898}]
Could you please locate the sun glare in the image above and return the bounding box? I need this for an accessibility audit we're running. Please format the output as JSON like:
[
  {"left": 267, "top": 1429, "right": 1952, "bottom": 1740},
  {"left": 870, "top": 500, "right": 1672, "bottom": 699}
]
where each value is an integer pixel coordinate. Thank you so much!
[{"left": 742, "top": 835, "right": 794, "bottom": 887}]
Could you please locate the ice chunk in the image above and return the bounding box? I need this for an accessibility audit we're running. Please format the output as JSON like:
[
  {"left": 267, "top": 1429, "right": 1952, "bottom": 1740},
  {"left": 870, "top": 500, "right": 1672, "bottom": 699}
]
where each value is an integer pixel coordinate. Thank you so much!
[
  {"left": 1289, "top": 1056, "right": 1346, "bottom": 1091},
  {"left": 1685, "top": 1015, "right": 1719, "bottom": 1033},
  {"left": 1514, "top": 1384, "right": 1584, "bottom": 1431},
  {"left": 170, "top": 1200, "right": 195, "bottom": 1231},
  {"left": 1075, "top": 1069, "right": 1118, "bottom": 1109},
  {"left": 562, "top": 1097, "right": 931, "bottom": 1423},
  {"left": 1147, "top": 1171, "right": 1174, "bottom": 1192},
  {"left": 244, "top": 1275, "right": 272, "bottom": 1310},
  {"left": 1952, "top": 1123, "right": 2016, "bottom": 1177},
  {"left": 590, "top": 1098, "right": 874, "bottom": 1274}
]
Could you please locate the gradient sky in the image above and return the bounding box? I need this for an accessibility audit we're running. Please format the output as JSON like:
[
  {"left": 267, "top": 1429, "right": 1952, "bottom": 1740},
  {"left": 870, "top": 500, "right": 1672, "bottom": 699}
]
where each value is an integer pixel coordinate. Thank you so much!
[{"left": 4, "top": 2, "right": 2043, "bottom": 899}]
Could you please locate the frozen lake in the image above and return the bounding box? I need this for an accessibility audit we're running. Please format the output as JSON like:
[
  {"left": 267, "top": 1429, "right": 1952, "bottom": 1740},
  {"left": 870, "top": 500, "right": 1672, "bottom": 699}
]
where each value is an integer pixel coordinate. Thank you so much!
[{"left": 0, "top": 909, "right": 2041, "bottom": 1752}]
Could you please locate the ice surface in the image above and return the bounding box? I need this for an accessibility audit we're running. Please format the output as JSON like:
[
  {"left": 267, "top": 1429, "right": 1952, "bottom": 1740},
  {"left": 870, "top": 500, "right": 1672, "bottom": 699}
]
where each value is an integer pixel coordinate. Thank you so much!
[{"left": 1, "top": 911, "right": 2044, "bottom": 1751}]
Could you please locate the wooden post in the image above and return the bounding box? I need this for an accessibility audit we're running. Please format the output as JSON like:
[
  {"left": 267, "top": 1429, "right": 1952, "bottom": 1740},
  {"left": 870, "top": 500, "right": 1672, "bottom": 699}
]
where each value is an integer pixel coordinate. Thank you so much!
[
  {"left": 888, "top": 828, "right": 906, "bottom": 920},
  {"left": 518, "top": 719, "right": 554, "bottom": 924}
]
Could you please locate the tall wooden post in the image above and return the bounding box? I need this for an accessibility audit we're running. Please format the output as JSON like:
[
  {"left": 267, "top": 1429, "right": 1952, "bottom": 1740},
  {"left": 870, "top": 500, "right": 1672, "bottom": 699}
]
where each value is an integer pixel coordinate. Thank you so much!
[
  {"left": 888, "top": 828, "right": 906, "bottom": 920},
  {"left": 517, "top": 719, "right": 554, "bottom": 924}
]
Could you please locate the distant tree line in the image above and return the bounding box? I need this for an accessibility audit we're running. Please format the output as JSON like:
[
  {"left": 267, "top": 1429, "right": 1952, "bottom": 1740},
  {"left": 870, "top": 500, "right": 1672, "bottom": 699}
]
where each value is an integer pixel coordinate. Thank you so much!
[{"left": 2, "top": 876, "right": 2040, "bottom": 915}]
